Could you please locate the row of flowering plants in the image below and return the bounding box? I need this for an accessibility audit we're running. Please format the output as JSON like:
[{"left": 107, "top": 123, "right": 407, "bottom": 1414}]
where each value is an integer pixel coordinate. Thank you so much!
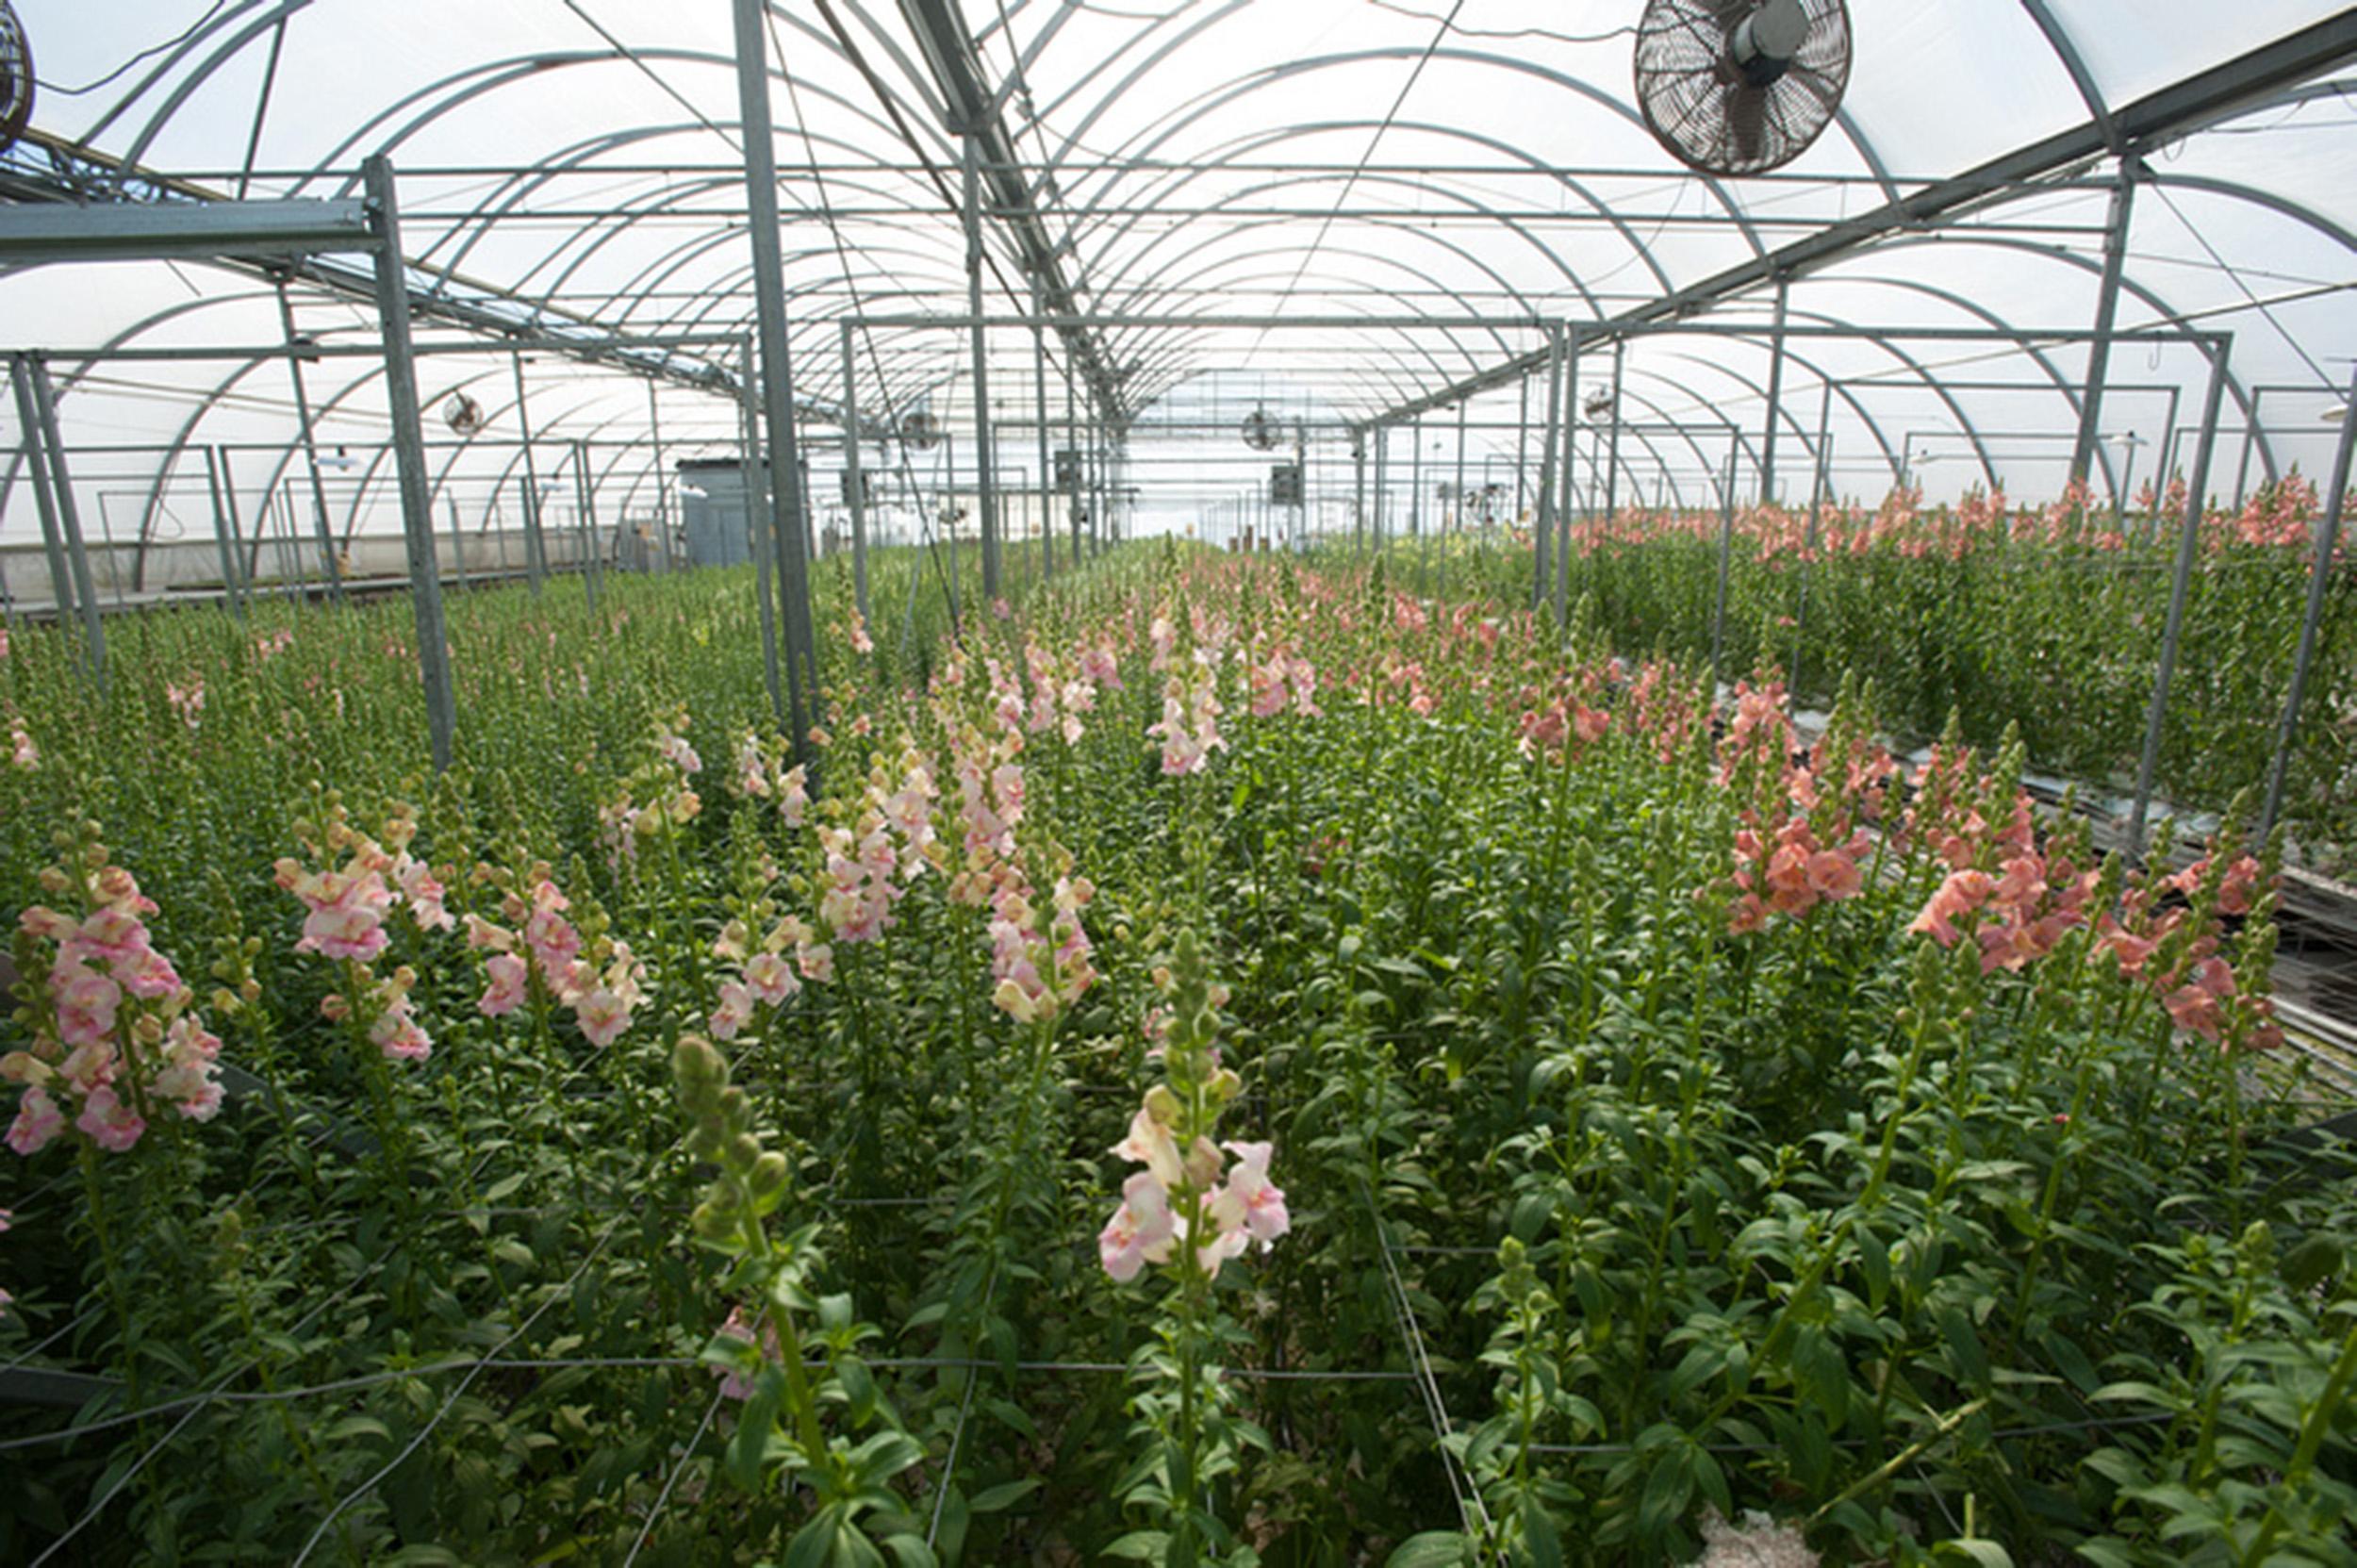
[
  {"left": 1389, "top": 475, "right": 2357, "bottom": 879},
  {"left": 0, "top": 535, "right": 2348, "bottom": 1564}
]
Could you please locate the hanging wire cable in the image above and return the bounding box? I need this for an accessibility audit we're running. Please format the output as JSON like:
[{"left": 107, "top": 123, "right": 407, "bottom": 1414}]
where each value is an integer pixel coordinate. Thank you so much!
[
  {"left": 2146, "top": 178, "right": 2334, "bottom": 387},
  {"left": 34, "top": 1, "right": 231, "bottom": 96},
  {"left": 1239, "top": 0, "right": 1469, "bottom": 369},
  {"left": 1361, "top": 0, "right": 1634, "bottom": 44},
  {"left": 771, "top": 8, "right": 967, "bottom": 644}
]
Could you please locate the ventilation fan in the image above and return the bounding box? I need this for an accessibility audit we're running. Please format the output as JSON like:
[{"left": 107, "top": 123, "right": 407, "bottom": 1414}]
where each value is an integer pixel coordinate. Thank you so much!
[
  {"left": 1584, "top": 388, "right": 1617, "bottom": 422},
  {"left": 0, "top": 1, "right": 33, "bottom": 156},
  {"left": 1240, "top": 407, "right": 1281, "bottom": 453},
  {"left": 898, "top": 410, "right": 942, "bottom": 451},
  {"left": 1635, "top": 0, "right": 1851, "bottom": 176},
  {"left": 441, "top": 391, "right": 486, "bottom": 437}
]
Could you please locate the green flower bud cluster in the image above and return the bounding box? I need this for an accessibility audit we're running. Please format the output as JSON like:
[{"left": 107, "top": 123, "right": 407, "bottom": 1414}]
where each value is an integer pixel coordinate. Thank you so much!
[{"left": 674, "top": 1035, "right": 788, "bottom": 1253}]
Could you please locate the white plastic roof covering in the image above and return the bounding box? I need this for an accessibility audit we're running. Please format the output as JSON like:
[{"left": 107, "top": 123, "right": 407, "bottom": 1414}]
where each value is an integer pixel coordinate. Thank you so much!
[{"left": 2, "top": 0, "right": 2353, "bottom": 548}]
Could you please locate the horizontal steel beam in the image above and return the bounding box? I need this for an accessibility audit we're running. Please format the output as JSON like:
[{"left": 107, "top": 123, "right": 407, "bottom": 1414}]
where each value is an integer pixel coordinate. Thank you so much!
[
  {"left": 16, "top": 333, "right": 752, "bottom": 363},
  {"left": 0, "top": 198, "right": 373, "bottom": 263}
]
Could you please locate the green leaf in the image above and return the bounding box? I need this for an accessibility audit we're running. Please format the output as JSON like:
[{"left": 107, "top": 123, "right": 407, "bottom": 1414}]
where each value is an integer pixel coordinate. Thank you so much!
[
  {"left": 2282, "top": 1233, "right": 2343, "bottom": 1295},
  {"left": 783, "top": 1510, "right": 838, "bottom": 1568},
  {"left": 1517, "top": 1500, "right": 1563, "bottom": 1568},
  {"left": 323, "top": 1415, "right": 392, "bottom": 1445},
  {"left": 1638, "top": 1448, "right": 1692, "bottom": 1539},
  {"left": 1856, "top": 1230, "right": 1891, "bottom": 1311},
  {"left": 1102, "top": 1531, "right": 1174, "bottom": 1560},
  {"left": 1384, "top": 1531, "right": 1471, "bottom": 1567},
  {"left": 879, "top": 1535, "right": 938, "bottom": 1568},
  {"left": 966, "top": 1478, "right": 1041, "bottom": 1514},
  {"left": 1510, "top": 1190, "right": 1555, "bottom": 1241},
  {"left": 1938, "top": 1540, "right": 2014, "bottom": 1568}
]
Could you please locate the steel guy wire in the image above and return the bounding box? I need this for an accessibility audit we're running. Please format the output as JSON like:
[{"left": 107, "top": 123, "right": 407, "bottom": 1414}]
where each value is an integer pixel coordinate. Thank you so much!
[
  {"left": 1360, "top": 1176, "right": 1497, "bottom": 1552},
  {"left": 623, "top": 1385, "right": 729, "bottom": 1566},
  {"left": 290, "top": 1213, "right": 630, "bottom": 1565}
]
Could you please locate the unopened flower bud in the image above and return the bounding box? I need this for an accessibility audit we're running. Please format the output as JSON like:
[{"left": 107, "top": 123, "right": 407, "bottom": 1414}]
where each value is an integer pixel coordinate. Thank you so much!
[
  {"left": 1144, "top": 1083, "right": 1182, "bottom": 1128},
  {"left": 673, "top": 1034, "right": 729, "bottom": 1088}
]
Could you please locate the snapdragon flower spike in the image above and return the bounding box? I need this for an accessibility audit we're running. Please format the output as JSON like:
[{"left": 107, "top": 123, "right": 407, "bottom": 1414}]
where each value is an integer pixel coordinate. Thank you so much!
[
  {"left": 5, "top": 833, "right": 226, "bottom": 1154},
  {"left": 1099, "top": 931, "right": 1287, "bottom": 1284},
  {"left": 470, "top": 862, "right": 644, "bottom": 1048}
]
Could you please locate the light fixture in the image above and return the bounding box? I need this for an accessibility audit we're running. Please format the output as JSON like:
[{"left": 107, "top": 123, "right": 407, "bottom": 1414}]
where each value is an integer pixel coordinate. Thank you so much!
[{"left": 2324, "top": 404, "right": 2348, "bottom": 425}]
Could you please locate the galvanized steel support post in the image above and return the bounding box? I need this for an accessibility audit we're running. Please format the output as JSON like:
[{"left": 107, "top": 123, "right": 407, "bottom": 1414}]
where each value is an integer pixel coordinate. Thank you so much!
[
  {"left": 733, "top": 0, "right": 813, "bottom": 751},
  {"left": 2071, "top": 163, "right": 2137, "bottom": 504},
  {"left": 1449, "top": 399, "right": 1466, "bottom": 596},
  {"left": 1515, "top": 369, "right": 1530, "bottom": 528},
  {"left": 202, "top": 445, "right": 248, "bottom": 619},
  {"left": 2128, "top": 338, "right": 2231, "bottom": 857},
  {"left": 1557, "top": 331, "right": 1582, "bottom": 624},
  {"left": 25, "top": 356, "right": 107, "bottom": 689},
  {"left": 1709, "top": 441, "right": 1738, "bottom": 685},
  {"left": 1761, "top": 281, "right": 1789, "bottom": 504},
  {"left": 962, "top": 133, "right": 1000, "bottom": 601},
  {"left": 841, "top": 323, "right": 870, "bottom": 621},
  {"left": 11, "top": 355, "right": 74, "bottom": 618},
  {"left": 1064, "top": 356, "right": 1081, "bottom": 563},
  {"left": 510, "top": 351, "right": 547, "bottom": 593},
  {"left": 570, "top": 441, "right": 596, "bottom": 595},
  {"left": 646, "top": 378, "right": 667, "bottom": 573},
  {"left": 1533, "top": 326, "right": 1565, "bottom": 614},
  {"left": 363, "top": 155, "right": 456, "bottom": 773},
  {"left": 447, "top": 495, "right": 468, "bottom": 592},
  {"left": 2260, "top": 362, "right": 2357, "bottom": 841},
  {"left": 1032, "top": 277, "right": 1052, "bottom": 581},
  {"left": 1353, "top": 429, "right": 1367, "bottom": 555},
  {"left": 1603, "top": 341, "right": 1624, "bottom": 521},
  {"left": 1789, "top": 382, "right": 1834, "bottom": 694},
  {"left": 741, "top": 337, "right": 783, "bottom": 727},
  {"left": 273, "top": 279, "right": 346, "bottom": 602}
]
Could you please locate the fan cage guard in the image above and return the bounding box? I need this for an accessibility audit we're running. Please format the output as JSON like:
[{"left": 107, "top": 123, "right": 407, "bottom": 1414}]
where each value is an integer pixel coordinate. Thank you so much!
[
  {"left": 0, "top": 0, "right": 34, "bottom": 156},
  {"left": 1634, "top": 0, "right": 1851, "bottom": 177}
]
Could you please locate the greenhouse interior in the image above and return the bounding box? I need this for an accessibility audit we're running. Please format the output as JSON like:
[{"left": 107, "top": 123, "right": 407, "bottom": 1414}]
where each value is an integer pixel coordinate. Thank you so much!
[{"left": 2, "top": 0, "right": 2355, "bottom": 1562}]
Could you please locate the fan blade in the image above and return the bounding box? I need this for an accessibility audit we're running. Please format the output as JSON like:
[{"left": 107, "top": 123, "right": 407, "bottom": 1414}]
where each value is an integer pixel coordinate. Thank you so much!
[
  {"left": 1729, "top": 84, "right": 1767, "bottom": 166},
  {"left": 1783, "top": 62, "right": 1845, "bottom": 120}
]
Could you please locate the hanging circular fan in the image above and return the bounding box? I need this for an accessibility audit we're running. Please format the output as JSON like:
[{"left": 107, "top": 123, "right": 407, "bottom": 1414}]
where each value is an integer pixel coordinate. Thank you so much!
[
  {"left": 441, "top": 391, "right": 486, "bottom": 437},
  {"left": 1240, "top": 407, "right": 1281, "bottom": 453},
  {"left": 899, "top": 410, "right": 942, "bottom": 451},
  {"left": 1585, "top": 387, "right": 1617, "bottom": 422},
  {"left": 0, "top": 1, "right": 34, "bottom": 155},
  {"left": 1634, "top": 0, "right": 1851, "bottom": 177}
]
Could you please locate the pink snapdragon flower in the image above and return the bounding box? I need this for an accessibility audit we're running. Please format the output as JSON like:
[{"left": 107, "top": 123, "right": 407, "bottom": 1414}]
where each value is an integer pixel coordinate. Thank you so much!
[
  {"left": 74, "top": 1085, "right": 145, "bottom": 1152},
  {"left": 575, "top": 989, "right": 632, "bottom": 1048},
  {"left": 1098, "top": 1172, "right": 1178, "bottom": 1282},
  {"left": 7, "top": 1087, "right": 63, "bottom": 1156},
  {"left": 708, "top": 980, "right": 755, "bottom": 1042},
  {"left": 478, "top": 952, "right": 529, "bottom": 1016},
  {"left": 743, "top": 950, "right": 799, "bottom": 1008},
  {"left": 1212, "top": 1140, "right": 1291, "bottom": 1246}
]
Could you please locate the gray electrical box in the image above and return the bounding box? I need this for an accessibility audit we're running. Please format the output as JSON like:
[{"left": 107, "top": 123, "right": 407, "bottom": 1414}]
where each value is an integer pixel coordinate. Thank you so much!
[
  {"left": 1269, "top": 463, "right": 1303, "bottom": 506},
  {"left": 1054, "top": 448, "right": 1081, "bottom": 492}
]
